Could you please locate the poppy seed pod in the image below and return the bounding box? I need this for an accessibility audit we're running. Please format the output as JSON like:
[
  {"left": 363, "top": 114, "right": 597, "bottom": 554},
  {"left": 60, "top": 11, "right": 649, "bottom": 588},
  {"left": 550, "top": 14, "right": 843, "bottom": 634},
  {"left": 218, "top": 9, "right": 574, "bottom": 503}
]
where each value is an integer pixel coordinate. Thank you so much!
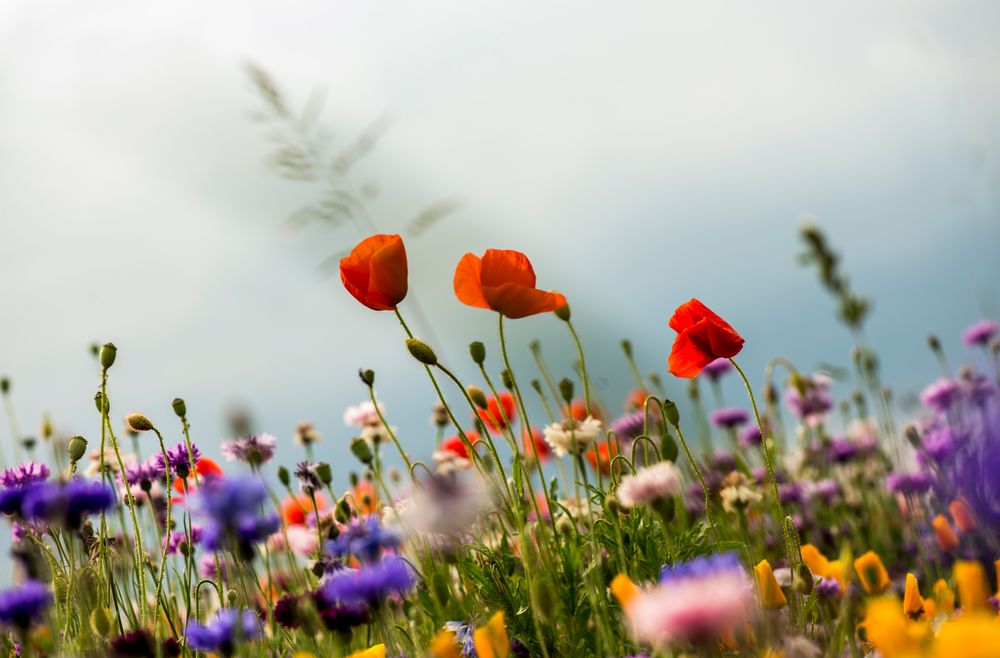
[
  {"left": 467, "top": 386, "right": 489, "bottom": 410},
  {"left": 94, "top": 392, "right": 110, "bottom": 415},
  {"left": 469, "top": 341, "right": 486, "bottom": 365},
  {"left": 277, "top": 466, "right": 290, "bottom": 487},
  {"left": 359, "top": 369, "right": 375, "bottom": 387},
  {"left": 314, "top": 462, "right": 333, "bottom": 486},
  {"left": 554, "top": 303, "right": 571, "bottom": 321},
  {"left": 67, "top": 435, "right": 88, "bottom": 463},
  {"left": 620, "top": 339, "right": 633, "bottom": 358},
  {"left": 99, "top": 343, "right": 117, "bottom": 370},
  {"left": 124, "top": 413, "right": 154, "bottom": 433},
  {"left": 662, "top": 400, "right": 680, "bottom": 427},
  {"left": 530, "top": 379, "right": 543, "bottom": 395},
  {"left": 171, "top": 398, "right": 187, "bottom": 418},
  {"left": 500, "top": 370, "right": 514, "bottom": 389},
  {"left": 558, "top": 378, "right": 574, "bottom": 403},
  {"left": 405, "top": 338, "right": 438, "bottom": 366},
  {"left": 0, "top": 377, "right": 8, "bottom": 394},
  {"left": 350, "top": 437, "right": 373, "bottom": 465}
]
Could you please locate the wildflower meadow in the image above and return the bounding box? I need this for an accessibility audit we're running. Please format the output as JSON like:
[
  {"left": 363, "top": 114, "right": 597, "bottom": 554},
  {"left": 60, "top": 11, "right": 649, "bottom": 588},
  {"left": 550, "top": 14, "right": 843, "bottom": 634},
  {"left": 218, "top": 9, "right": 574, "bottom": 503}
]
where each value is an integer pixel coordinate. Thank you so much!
[{"left": 0, "top": 221, "right": 996, "bottom": 658}]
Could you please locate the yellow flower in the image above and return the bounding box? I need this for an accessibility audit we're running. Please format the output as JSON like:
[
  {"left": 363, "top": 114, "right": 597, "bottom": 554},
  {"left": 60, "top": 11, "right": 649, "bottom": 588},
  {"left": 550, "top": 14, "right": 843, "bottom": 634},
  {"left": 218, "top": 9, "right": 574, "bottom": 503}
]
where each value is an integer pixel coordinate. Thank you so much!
[
  {"left": 347, "top": 645, "right": 385, "bottom": 658},
  {"left": 855, "top": 550, "right": 891, "bottom": 595},
  {"left": 902, "top": 573, "right": 924, "bottom": 620},
  {"left": 754, "top": 559, "right": 788, "bottom": 610},
  {"left": 953, "top": 561, "right": 990, "bottom": 612},
  {"left": 994, "top": 558, "right": 1000, "bottom": 599},
  {"left": 610, "top": 573, "right": 641, "bottom": 609},
  {"left": 861, "top": 597, "right": 929, "bottom": 658},
  {"left": 430, "top": 630, "right": 462, "bottom": 658},
  {"left": 932, "top": 613, "right": 1000, "bottom": 658},
  {"left": 932, "top": 579, "right": 955, "bottom": 615},
  {"left": 801, "top": 544, "right": 847, "bottom": 586},
  {"left": 932, "top": 515, "right": 959, "bottom": 553},
  {"left": 292, "top": 654, "right": 316, "bottom": 658},
  {"left": 473, "top": 611, "right": 509, "bottom": 658},
  {"left": 761, "top": 650, "right": 784, "bottom": 658}
]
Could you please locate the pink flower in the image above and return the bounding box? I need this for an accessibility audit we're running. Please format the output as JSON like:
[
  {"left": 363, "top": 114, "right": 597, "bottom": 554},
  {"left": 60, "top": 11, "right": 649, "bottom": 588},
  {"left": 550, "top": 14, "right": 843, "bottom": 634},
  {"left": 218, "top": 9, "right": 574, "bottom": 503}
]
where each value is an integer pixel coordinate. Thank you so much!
[
  {"left": 343, "top": 401, "right": 384, "bottom": 427},
  {"left": 617, "top": 462, "right": 682, "bottom": 508}
]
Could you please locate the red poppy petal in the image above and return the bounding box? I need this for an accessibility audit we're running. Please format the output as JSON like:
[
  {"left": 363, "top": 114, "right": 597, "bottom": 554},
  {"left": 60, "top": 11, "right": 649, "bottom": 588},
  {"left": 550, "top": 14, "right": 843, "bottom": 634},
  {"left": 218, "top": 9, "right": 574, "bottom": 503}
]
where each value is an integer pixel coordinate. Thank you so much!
[
  {"left": 483, "top": 283, "right": 567, "bottom": 319},
  {"left": 480, "top": 250, "right": 537, "bottom": 289},
  {"left": 668, "top": 298, "right": 711, "bottom": 332},
  {"left": 366, "top": 237, "right": 408, "bottom": 309},
  {"left": 668, "top": 327, "right": 716, "bottom": 378},
  {"left": 453, "top": 253, "right": 492, "bottom": 310}
]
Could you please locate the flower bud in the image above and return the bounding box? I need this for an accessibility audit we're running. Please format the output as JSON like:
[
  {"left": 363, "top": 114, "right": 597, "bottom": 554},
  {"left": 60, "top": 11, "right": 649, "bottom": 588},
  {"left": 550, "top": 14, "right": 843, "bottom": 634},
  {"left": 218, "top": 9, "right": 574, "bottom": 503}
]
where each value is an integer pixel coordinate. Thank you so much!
[
  {"left": 99, "top": 343, "right": 117, "bottom": 370},
  {"left": 124, "top": 413, "right": 154, "bottom": 432},
  {"left": 335, "top": 498, "right": 352, "bottom": 524},
  {"left": 662, "top": 400, "right": 680, "bottom": 427},
  {"left": 226, "top": 589, "right": 238, "bottom": 605},
  {"left": 405, "top": 338, "right": 438, "bottom": 366},
  {"left": 350, "top": 437, "right": 374, "bottom": 465},
  {"left": 89, "top": 343, "right": 100, "bottom": 359},
  {"left": 558, "top": 378, "right": 574, "bottom": 403},
  {"left": 467, "top": 386, "right": 488, "bottom": 409},
  {"left": 315, "top": 462, "right": 333, "bottom": 486},
  {"left": 469, "top": 341, "right": 486, "bottom": 365},
  {"left": 660, "top": 434, "right": 679, "bottom": 462},
  {"left": 620, "top": 339, "right": 633, "bottom": 358},
  {"left": 171, "top": 398, "right": 187, "bottom": 418},
  {"left": 68, "top": 435, "right": 89, "bottom": 463},
  {"left": 500, "top": 369, "right": 514, "bottom": 390},
  {"left": 904, "top": 424, "right": 922, "bottom": 448},
  {"left": 927, "top": 334, "right": 941, "bottom": 352},
  {"left": 554, "top": 303, "right": 571, "bottom": 321},
  {"left": 0, "top": 378, "right": 7, "bottom": 394},
  {"left": 277, "top": 466, "right": 290, "bottom": 487},
  {"left": 94, "top": 391, "right": 110, "bottom": 415},
  {"left": 89, "top": 607, "right": 112, "bottom": 636},
  {"left": 530, "top": 379, "right": 543, "bottom": 395},
  {"left": 359, "top": 369, "right": 375, "bottom": 386}
]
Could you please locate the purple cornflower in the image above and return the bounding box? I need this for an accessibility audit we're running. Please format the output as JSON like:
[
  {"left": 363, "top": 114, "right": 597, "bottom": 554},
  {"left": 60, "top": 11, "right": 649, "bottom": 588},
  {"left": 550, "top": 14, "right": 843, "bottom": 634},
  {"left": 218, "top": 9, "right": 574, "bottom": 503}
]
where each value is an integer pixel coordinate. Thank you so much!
[
  {"left": 185, "top": 609, "right": 261, "bottom": 655},
  {"left": 155, "top": 442, "right": 201, "bottom": 480},
  {"left": 295, "top": 461, "right": 322, "bottom": 495},
  {"left": 609, "top": 412, "right": 646, "bottom": 443},
  {"left": 828, "top": 438, "right": 861, "bottom": 463},
  {"left": 327, "top": 516, "right": 400, "bottom": 564},
  {"left": 164, "top": 526, "right": 203, "bottom": 555},
  {"left": 886, "top": 472, "right": 934, "bottom": 495},
  {"left": 779, "top": 483, "right": 806, "bottom": 504},
  {"left": 123, "top": 455, "right": 166, "bottom": 491},
  {"left": 443, "top": 621, "right": 477, "bottom": 657},
  {"left": 0, "top": 462, "right": 49, "bottom": 489},
  {"left": 23, "top": 480, "right": 116, "bottom": 529},
  {"left": 710, "top": 450, "right": 737, "bottom": 472},
  {"left": 310, "top": 590, "right": 369, "bottom": 632},
  {"left": 784, "top": 375, "right": 833, "bottom": 425},
  {"left": 194, "top": 476, "right": 280, "bottom": 554},
  {"left": 920, "top": 378, "right": 960, "bottom": 414},
  {"left": 816, "top": 577, "right": 842, "bottom": 599},
  {"left": 220, "top": 433, "right": 277, "bottom": 466},
  {"left": 0, "top": 580, "right": 52, "bottom": 630},
  {"left": 700, "top": 358, "right": 733, "bottom": 381},
  {"left": 738, "top": 424, "right": 763, "bottom": 447},
  {"left": 960, "top": 372, "right": 995, "bottom": 406},
  {"left": 920, "top": 426, "right": 958, "bottom": 464},
  {"left": 320, "top": 557, "right": 415, "bottom": 606},
  {"left": 812, "top": 478, "right": 840, "bottom": 503},
  {"left": 963, "top": 319, "right": 998, "bottom": 348},
  {"left": 709, "top": 407, "right": 749, "bottom": 430}
]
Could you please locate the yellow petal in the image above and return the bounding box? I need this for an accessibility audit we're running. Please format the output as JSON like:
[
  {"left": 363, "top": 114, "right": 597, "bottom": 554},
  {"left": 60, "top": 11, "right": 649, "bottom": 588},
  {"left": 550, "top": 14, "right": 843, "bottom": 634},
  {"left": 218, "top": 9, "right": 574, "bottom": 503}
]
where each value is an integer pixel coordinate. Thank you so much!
[
  {"left": 754, "top": 559, "right": 788, "bottom": 610},
  {"left": 473, "top": 612, "right": 509, "bottom": 658}
]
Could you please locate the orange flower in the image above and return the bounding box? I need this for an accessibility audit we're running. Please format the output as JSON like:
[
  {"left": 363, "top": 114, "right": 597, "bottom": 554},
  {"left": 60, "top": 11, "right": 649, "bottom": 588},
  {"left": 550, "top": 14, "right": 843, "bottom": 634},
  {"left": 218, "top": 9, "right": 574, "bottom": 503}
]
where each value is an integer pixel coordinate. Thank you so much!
[
  {"left": 854, "top": 550, "right": 891, "bottom": 594},
  {"left": 754, "top": 559, "right": 788, "bottom": 610},
  {"left": 610, "top": 573, "right": 640, "bottom": 609},
  {"left": 476, "top": 392, "right": 517, "bottom": 432},
  {"left": 949, "top": 498, "right": 976, "bottom": 533},
  {"left": 282, "top": 493, "right": 327, "bottom": 526},
  {"left": 565, "top": 399, "right": 602, "bottom": 422},
  {"left": 585, "top": 440, "right": 619, "bottom": 475},
  {"left": 953, "top": 561, "right": 990, "bottom": 612},
  {"left": 453, "top": 249, "right": 566, "bottom": 319},
  {"left": 932, "top": 515, "right": 959, "bottom": 552},
  {"left": 172, "top": 457, "right": 223, "bottom": 495},
  {"left": 339, "top": 234, "right": 408, "bottom": 311},
  {"left": 903, "top": 573, "right": 925, "bottom": 619},
  {"left": 667, "top": 299, "right": 745, "bottom": 378},
  {"left": 351, "top": 479, "right": 379, "bottom": 516},
  {"left": 522, "top": 427, "right": 550, "bottom": 462}
]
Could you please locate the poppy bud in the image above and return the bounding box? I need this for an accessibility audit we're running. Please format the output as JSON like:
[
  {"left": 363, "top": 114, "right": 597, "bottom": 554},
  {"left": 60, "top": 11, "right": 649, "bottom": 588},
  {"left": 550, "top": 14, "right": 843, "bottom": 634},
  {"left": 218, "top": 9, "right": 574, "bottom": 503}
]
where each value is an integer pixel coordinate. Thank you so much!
[
  {"left": 315, "top": 462, "right": 332, "bottom": 486},
  {"left": 467, "top": 386, "right": 488, "bottom": 409},
  {"left": 89, "top": 607, "right": 112, "bottom": 636},
  {"left": 67, "top": 436, "right": 88, "bottom": 463},
  {"left": 500, "top": 370, "right": 514, "bottom": 390},
  {"left": 277, "top": 466, "right": 290, "bottom": 487},
  {"left": 558, "top": 378, "right": 574, "bottom": 403},
  {"left": 661, "top": 400, "right": 680, "bottom": 427},
  {"left": 94, "top": 392, "right": 110, "bottom": 415},
  {"left": 405, "top": 338, "right": 438, "bottom": 366},
  {"left": 350, "top": 438, "right": 373, "bottom": 465},
  {"left": 469, "top": 341, "right": 486, "bottom": 365},
  {"left": 903, "top": 425, "right": 921, "bottom": 448},
  {"left": 927, "top": 334, "right": 941, "bottom": 352},
  {"left": 359, "top": 369, "right": 375, "bottom": 386},
  {"left": 41, "top": 415, "right": 53, "bottom": 440},
  {"left": 620, "top": 339, "right": 633, "bottom": 358},
  {"left": 554, "top": 303, "right": 571, "bottom": 321},
  {"left": 0, "top": 377, "right": 7, "bottom": 394},
  {"left": 349, "top": 472, "right": 359, "bottom": 487},
  {"left": 226, "top": 589, "right": 237, "bottom": 605},
  {"left": 335, "top": 498, "right": 352, "bottom": 524},
  {"left": 89, "top": 343, "right": 100, "bottom": 359},
  {"left": 125, "top": 413, "right": 154, "bottom": 433},
  {"left": 796, "top": 563, "right": 814, "bottom": 595},
  {"left": 530, "top": 379, "right": 543, "bottom": 395},
  {"left": 652, "top": 496, "right": 675, "bottom": 524},
  {"left": 604, "top": 493, "right": 622, "bottom": 516},
  {"left": 99, "top": 343, "right": 117, "bottom": 370},
  {"left": 660, "top": 434, "right": 679, "bottom": 462},
  {"left": 171, "top": 398, "right": 187, "bottom": 418}
]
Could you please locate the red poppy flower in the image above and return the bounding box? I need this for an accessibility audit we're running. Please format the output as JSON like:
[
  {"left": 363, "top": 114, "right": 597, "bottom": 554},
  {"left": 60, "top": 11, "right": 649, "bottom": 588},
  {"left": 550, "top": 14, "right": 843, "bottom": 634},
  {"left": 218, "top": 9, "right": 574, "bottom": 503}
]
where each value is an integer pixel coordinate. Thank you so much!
[
  {"left": 475, "top": 392, "right": 517, "bottom": 432},
  {"left": 626, "top": 388, "right": 651, "bottom": 411},
  {"left": 441, "top": 434, "right": 470, "bottom": 459},
  {"left": 453, "top": 249, "right": 566, "bottom": 319},
  {"left": 667, "top": 298, "right": 745, "bottom": 378},
  {"left": 585, "top": 440, "right": 619, "bottom": 475},
  {"left": 339, "top": 234, "right": 408, "bottom": 311},
  {"left": 172, "top": 457, "right": 224, "bottom": 495},
  {"left": 522, "top": 427, "right": 550, "bottom": 462},
  {"left": 564, "top": 399, "right": 602, "bottom": 422},
  {"left": 282, "top": 492, "right": 328, "bottom": 526}
]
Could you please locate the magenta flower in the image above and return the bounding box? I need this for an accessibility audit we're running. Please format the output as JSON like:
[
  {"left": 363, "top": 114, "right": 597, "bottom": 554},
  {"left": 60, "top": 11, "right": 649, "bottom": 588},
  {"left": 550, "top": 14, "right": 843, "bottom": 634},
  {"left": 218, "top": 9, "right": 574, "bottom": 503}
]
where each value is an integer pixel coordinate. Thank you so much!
[{"left": 963, "top": 319, "right": 998, "bottom": 347}]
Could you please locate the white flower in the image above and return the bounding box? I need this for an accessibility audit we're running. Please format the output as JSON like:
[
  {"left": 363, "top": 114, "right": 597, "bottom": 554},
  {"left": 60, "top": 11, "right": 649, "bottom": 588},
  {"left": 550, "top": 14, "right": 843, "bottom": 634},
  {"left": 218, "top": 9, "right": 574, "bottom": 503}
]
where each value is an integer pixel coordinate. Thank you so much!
[
  {"left": 267, "top": 525, "right": 317, "bottom": 557},
  {"left": 432, "top": 450, "right": 472, "bottom": 475},
  {"left": 543, "top": 416, "right": 602, "bottom": 457},
  {"left": 616, "top": 461, "right": 682, "bottom": 508},
  {"left": 558, "top": 497, "right": 595, "bottom": 519},
  {"left": 343, "top": 400, "right": 384, "bottom": 427},
  {"left": 719, "top": 471, "right": 763, "bottom": 513},
  {"left": 359, "top": 421, "right": 396, "bottom": 446}
]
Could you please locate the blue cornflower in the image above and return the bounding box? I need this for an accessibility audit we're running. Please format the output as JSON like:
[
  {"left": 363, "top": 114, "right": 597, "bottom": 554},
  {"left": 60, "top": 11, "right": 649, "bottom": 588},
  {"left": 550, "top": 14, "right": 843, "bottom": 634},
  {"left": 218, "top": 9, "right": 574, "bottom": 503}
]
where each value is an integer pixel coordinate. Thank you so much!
[
  {"left": 660, "top": 551, "right": 742, "bottom": 583},
  {"left": 23, "top": 480, "right": 116, "bottom": 529},
  {"left": 321, "top": 556, "right": 415, "bottom": 606},
  {"left": 327, "top": 515, "right": 400, "bottom": 564},
  {"left": 185, "top": 608, "right": 261, "bottom": 655},
  {"left": 709, "top": 407, "right": 750, "bottom": 429},
  {"left": 608, "top": 412, "right": 645, "bottom": 443},
  {"left": 443, "top": 621, "right": 477, "bottom": 657},
  {"left": 0, "top": 483, "right": 41, "bottom": 518},
  {"left": 194, "top": 476, "right": 279, "bottom": 553},
  {"left": 0, "top": 580, "right": 52, "bottom": 630},
  {"left": 155, "top": 442, "right": 201, "bottom": 480},
  {"left": 0, "top": 462, "right": 49, "bottom": 489}
]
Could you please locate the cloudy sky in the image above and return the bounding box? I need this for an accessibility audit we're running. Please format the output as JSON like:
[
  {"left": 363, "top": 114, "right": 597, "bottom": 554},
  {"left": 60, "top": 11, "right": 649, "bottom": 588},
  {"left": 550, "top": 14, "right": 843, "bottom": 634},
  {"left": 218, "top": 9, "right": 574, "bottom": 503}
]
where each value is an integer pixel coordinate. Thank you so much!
[{"left": 0, "top": 1, "right": 998, "bottom": 476}]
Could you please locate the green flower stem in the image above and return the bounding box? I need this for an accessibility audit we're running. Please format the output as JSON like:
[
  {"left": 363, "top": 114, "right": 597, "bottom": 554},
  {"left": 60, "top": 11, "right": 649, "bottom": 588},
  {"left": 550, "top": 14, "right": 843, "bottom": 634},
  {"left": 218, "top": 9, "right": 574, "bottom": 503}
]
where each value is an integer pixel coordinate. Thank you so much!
[
  {"left": 564, "top": 319, "right": 592, "bottom": 416},
  {"left": 366, "top": 382, "right": 414, "bottom": 476},
  {"left": 151, "top": 426, "right": 174, "bottom": 633},
  {"left": 669, "top": 411, "right": 720, "bottom": 543}
]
